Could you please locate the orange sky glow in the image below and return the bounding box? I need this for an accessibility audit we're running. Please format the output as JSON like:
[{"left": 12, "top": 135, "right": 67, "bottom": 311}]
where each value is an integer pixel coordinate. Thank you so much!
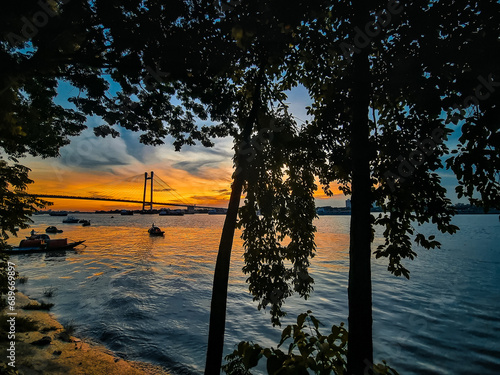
[
  {"left": 25, "top": 160, "right": 346, "bottom": 212},
  {"left": 20, "top": 118, "right": 347, "bottom": 211}
]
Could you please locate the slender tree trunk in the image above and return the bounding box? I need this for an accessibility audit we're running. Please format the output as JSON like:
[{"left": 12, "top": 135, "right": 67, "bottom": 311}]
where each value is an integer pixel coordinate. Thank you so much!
[
  {"left": 347, "top": 2, "right": 373, "bottom": 374},
  {"left": 204, "top": 172, "right": 245, "bottom": 374},
  {"left": 204, "top": 71, "right": 263, "bottom": 374}
]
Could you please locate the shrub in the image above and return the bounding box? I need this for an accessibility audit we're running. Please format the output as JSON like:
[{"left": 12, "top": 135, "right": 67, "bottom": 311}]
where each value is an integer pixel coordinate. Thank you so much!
[{"left": 223, "top": 311, "right": 398, "bottom": 375}]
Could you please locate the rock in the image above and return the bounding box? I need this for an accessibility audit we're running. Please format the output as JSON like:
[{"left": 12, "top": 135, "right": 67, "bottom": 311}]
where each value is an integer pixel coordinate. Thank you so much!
[{"left": 31, "top": 336, "right": 52, "bottom": 346}]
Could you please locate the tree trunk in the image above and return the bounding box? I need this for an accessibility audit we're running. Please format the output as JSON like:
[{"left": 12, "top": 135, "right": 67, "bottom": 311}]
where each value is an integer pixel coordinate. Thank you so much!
[
  {"left": 204, "top": 72, "right": 263, "bottom": 374},
  {"left": 204, "top": 172, "right": 245, "bottom": 374},
  {"left": 347, "top": 2, "right": 373, "bottom": 374}
]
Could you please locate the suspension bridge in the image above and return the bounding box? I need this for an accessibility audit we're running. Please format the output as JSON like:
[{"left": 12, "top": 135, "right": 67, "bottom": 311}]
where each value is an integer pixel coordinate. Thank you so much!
[{"left": 29, "top": 171, "right": 218, "bottom": 210}]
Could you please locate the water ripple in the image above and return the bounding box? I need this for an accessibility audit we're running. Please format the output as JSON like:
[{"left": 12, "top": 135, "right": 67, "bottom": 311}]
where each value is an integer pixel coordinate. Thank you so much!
[{"left": 10, "top": 213, "right": 500, "bottom": 375}]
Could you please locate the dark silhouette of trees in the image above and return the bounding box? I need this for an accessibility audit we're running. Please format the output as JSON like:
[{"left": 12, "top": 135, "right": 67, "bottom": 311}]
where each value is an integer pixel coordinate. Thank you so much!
[
  {"left": 291, "top": 1, "right": 500, "bottom": 373},
  {"left": 68, "top": 3, "right": 323, "bottom": 373},
  {"left": 3, "top": 1, "right": 499, "bottom": 374},
  {"left": 0, "top": 1, "right": 110, "bottom": 244}
]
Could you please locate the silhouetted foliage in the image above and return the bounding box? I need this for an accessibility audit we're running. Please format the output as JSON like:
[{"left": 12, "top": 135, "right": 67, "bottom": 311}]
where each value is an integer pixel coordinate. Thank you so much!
[
  {"left": 67, "top": 2, "right": 324, "bottom": 372},
  {"left": 1, "top": 1, "right": 110, "bottom": 245},
  {"left": 280, "top": 2, "right": 500, "bottom": 372},
  {"left": 2, "top": 2, "right": 499, "bottom": 374},
  {"left": 223, "top": 311, "right": 398, "bottom": 375}
]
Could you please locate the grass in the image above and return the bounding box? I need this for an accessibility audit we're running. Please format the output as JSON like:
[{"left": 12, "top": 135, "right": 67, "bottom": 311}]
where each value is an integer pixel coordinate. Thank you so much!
[
  {"left": 0, "top": 362, "right": 20, "bottom": 374},
  {"left": 58, "top": 320, "right": 76, "bottom": 342},
  {"left": 22, "top": 302, "right": 54, "bottom": 311},
  {"left": 43, "top": 287, "right": 57, "bottom": 298},
  {"left": 62, "top": 320, "right": 76, "bottom": 336},
  {"left": 0, "top": 314, "right": 39, "bottom": 334}
]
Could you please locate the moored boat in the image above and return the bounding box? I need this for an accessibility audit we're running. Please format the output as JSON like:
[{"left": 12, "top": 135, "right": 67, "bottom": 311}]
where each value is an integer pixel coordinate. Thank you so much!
[
  {"left": 148, "top": 224, "right": 165, "bottom": 236},
  {"left": 4, "top": 234, "right": 85, "bottom": 254},
  {"left": 208, "top": 208, "right": 228, "bottom": 215},
  {"left": 159, "top": 208, "right": 184, "bottom": 216},
  {"left": 81, "top": 220, "right": 91, "bottom": 226},
  {"left": 45, "top": 226, "right": 63, "bottom": 233},
  {"left": 62, "top": 216, "right": 80, "bottom": 223}
]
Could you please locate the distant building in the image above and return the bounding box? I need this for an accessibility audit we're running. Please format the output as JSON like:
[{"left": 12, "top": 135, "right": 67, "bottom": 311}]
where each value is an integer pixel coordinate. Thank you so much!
[{"left": 345, "top": 199, "right": 351, "bottom": 209}]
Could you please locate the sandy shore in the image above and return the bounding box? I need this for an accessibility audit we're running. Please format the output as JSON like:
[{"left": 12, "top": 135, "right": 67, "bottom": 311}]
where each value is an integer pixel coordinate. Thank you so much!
[{"left": 1, "top": 293, "right": 170, "bottom": 375}]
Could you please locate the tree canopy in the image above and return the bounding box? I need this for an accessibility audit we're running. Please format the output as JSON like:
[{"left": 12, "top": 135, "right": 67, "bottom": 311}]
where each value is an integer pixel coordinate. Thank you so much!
[
  {"left": 1, "top": 1, "right": 499, "bottom": 374},
  {"left": 1, "top": 0, "right": 109, "bottom": 246}
]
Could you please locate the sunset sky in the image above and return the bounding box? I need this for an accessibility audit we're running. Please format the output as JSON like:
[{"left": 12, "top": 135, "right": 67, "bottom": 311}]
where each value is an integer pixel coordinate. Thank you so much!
[
  {"left": 21, "top": 80, "right": 464, "bottom": 212},
  {"left": 23, "top": 85, "right": 348, "bottom": 211}
]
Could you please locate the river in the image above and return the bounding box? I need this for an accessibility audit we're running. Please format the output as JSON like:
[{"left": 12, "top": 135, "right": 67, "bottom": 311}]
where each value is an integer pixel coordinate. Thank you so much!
[{"left": 7, "top": 213, "right": 500, "bottom": 374}]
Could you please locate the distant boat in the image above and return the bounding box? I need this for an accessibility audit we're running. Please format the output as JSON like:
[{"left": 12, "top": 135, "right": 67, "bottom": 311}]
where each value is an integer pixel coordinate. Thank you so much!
[
  {"left": 208, "top": 208, "right": 228, "bottom": 215},
  {"left": 3, "top": 234, "right": 85, "bottom": 254},
  {"left": 49, "top": 211, "right": 68, "bottom": 216},
  {"left": 148, "top": 224, "right": 165, "bottom": 236},
  {"left": 316, "top": 207, "right": 351, "bottom": 215},
  {"left": 81, "top": 220, "right": 91, "bottom": 227},
  {"left": 159, "top": 209, "right": 184, "bottom": 216},
  {"left": 45, "top": 226, "right": 63, "bottom": 233},
  {"left": 121, "top": 210, "right": 134, "bottom": 216},
  {"left": 140, "top": 210, "right": 158, "bottom": 215},
  {"left": 62, "top": 216, "right": 80, "bottom": 223}
]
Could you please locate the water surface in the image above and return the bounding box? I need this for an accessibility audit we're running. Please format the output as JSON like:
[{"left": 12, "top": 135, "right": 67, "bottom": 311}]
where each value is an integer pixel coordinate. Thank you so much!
[{"left": 8, "top": 214, "right": 500, "bottom": 374}]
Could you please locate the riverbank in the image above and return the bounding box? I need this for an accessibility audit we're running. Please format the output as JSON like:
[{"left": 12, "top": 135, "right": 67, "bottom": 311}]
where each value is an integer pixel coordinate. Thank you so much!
[{"left": 1, "top": 293, "right": 170, "bottom": 375}]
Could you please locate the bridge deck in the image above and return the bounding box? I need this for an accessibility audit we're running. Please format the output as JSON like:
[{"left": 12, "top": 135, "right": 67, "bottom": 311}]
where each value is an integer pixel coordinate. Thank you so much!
[{"left": 29, "top": 194, "right": 218, "bottom": 210}]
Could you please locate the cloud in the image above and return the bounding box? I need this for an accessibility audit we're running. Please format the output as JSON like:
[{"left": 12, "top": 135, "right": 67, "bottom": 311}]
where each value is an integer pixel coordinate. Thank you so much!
[
  {"left": 120, "top": 129, "right": 157, "bottom": 163},
  {"left": 58, "top": 127, "right": 139, "bottom": 169},
  {"left": 172, "top": 160, "right": 221, "bottom": 175}
]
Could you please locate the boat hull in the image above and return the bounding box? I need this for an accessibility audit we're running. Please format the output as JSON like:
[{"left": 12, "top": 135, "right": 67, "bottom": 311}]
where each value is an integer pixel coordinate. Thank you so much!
[{"left": 4, "top": 241, "right": 85, "bottom": 254}]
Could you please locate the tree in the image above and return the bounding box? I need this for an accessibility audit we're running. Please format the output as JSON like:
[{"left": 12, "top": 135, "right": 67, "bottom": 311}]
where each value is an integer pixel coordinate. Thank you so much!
[
  {"left": 5, "top": 2, "right": 497, "bottom": 375},
  {"left": 67, "top": 2, "right": 500, "bottom": 374},
  {"left": 67, "top": 3, "right": 323, "bottom": 374},
  {"left": 0, "top": 0, "right": 112, "bottom": 236},
  {"left": 0, "top": 0, "right": 113, "bottom": 306},
  {"left": 289, "top": 1, "right": 500, "bottom": 373}
]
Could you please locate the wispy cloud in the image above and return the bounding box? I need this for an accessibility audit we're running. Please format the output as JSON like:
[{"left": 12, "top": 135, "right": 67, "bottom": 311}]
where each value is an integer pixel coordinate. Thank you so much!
[{"left": 172, "top": 160, "right": 221, "bottom": 175}]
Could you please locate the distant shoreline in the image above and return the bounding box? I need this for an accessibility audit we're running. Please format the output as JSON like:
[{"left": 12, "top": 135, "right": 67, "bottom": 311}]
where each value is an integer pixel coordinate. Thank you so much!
[{"left": 34, "top": 210, "right": 500, "bottom": 215}]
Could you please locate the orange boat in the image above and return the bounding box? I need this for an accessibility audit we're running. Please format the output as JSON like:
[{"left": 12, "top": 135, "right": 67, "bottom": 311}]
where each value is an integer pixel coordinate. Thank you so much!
[{"left": 4, "top": 234, "right": 85, "bottom": 254}]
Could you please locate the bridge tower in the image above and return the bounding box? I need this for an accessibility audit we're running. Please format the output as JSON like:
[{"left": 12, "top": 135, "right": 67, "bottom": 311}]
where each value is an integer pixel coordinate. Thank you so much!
[{"left": 142, "top": 171, "right": 154, "bottom": 211}]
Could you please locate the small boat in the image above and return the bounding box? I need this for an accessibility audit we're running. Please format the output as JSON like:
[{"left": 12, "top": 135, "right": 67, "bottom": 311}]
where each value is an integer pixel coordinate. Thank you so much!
[
  {"left": 140, "top": 209, "right": 158, "bottom": 215},
  {"left": 148, "top": 224, "right": 165, "bottom": 236},
  {"left": 45, "top": 226, "right": 63, "bottom": 233},
  {"left": 62, "top": 216, "right": 80, "bottom": 223},
  {"left": 81, "top": 220, "right": 91, "bottom": 226},
  {"left": 208, "top": 208, "right": 228, "bottom": 215},
  {"left": 4, "top": 234, "right": 85, "bottom": 254},
  {"left": 159, "top": 209, "right": 184, "bottom": 216}
]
